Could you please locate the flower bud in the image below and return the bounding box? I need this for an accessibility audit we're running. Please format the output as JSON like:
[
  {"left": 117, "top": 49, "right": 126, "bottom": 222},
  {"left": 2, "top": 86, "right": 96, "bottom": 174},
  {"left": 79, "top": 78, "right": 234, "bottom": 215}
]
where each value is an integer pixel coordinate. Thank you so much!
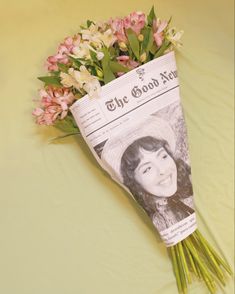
[
  {"left": 140, "top": 52, "right": 147, "bottom": 63},
  {"left": 119, "top": 42, "right": 128, "bottom": 51},
  {"left": 138, "top": 34, "right": 144, "bottom": 42},
  {"left": 96, "top": 52, "right": 104, "bottom": 60},
  {"left": 96, "top": 68, "right": 103, "bottom": 78}
]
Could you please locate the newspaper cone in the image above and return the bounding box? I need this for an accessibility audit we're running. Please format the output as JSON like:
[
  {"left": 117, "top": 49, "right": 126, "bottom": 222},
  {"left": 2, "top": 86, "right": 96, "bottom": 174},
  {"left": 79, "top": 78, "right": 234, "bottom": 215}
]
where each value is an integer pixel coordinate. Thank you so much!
[{"left": 70, "top": 52, "right": 232, "bottom": 293}]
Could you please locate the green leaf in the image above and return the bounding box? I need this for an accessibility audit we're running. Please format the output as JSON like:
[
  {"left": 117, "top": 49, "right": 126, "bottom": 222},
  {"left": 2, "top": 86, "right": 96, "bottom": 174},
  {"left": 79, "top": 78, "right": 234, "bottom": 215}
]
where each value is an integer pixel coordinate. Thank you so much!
[
  {"left": 103, "top": 66, "right": 115, "bottom": 84},
  {"left": 101, "top": 48, "right": 115, "bottom": 84},
  {"left": 147, "top": 6, "right": 156, "bottom": 27},
  {"left": 87, "top": 20, "right": 94, "bottom": 27},
  {"left": 68, "top": 56, "right": 82, "bottom": 68},
  {"left": 168, "top": 16, "right": 172, "bottom": 26},
  {"left": 108, "top": 46, "right": 116, "bottom": 59},
  {"left": 142, "top": 27, "right": 154, "bottom": 55},
  {"left": 50, "top": 132, "right": 80, "bottom": 142},
  {"left": 57, "top": 62, "right": 68, "bottom": 72},
  {"left": 150, "top": 42, "right": 157, "bottom": 55},
  {"left": 89, "top": 50, "right": 97, "bottom": 62},
  {"left": 38, "top": 76, "right": 61, "bottom": 86},
  {"left": 109, "top": 61, "right": 130, "bottom": 73},
  {"left": 49, "top": 70, "right": 61, "bottom": 77},
  {"left": 75, "top": 58, "right": 87, "bottom": 63},
  {"left": 54, "top": 116, "right": 79, "bottom": 134},
  {"left": 154, "top": 40, "right": 171, "bottom": 58},
  {"left": 126, "top": 28, "right": 140, "bottom": 60}
]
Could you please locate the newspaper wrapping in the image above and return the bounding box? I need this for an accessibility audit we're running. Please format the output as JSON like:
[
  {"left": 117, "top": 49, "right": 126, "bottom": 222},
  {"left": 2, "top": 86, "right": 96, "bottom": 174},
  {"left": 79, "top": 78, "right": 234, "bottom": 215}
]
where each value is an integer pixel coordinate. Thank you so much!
[{"left": 70, "top": 51, "right": 197, "bottom": 247}]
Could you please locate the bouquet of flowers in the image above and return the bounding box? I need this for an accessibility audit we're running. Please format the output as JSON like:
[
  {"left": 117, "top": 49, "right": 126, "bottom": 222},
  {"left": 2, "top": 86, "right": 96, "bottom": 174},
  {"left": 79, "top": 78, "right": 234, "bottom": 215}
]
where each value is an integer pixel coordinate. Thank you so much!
[{"left": 32, "top": 7, "right": 232, "bottom": 294}]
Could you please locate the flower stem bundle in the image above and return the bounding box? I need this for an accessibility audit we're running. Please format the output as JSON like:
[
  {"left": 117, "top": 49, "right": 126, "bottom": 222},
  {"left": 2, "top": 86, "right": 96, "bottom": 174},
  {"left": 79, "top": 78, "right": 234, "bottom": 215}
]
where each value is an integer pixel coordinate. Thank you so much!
[{"left": 170, "top": 230, "right": 232, "bottom": 293}]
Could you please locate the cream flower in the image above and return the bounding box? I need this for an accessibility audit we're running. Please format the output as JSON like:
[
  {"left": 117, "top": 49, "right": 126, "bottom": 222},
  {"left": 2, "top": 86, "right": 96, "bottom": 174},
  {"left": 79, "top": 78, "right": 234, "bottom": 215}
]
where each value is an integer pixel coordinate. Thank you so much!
[
  {"left": 76, "top": 66, "right": 93, "bottom": 84},
  {"left": 60, "top": 68, "right": 82, "bottom": 90},
  {"left": 81, "top": 24, "right": 103, "bottom": 48},
  {"left": 72, "top": 42, "right": 91, "bottom": 60},
  {"left": 96, "top": 20, "right": 109, "bottom": 31},
  {"left": 79, "top": 66, "right": 101, "bottom": 98},
  {"left": 99, "top": 28, "right": 116, "bottom": 47},
  {"left": 83, "top": 78, "right": 101, "bottom": 99},
  {"left": 60, "top": 66, "right": 101, "bottom": 98},
  {"left": 166, "top": 28, "right": 184, "bottom": 48},
  {"left": 81, "top": 23, "right": 116, "bottom": 49}
]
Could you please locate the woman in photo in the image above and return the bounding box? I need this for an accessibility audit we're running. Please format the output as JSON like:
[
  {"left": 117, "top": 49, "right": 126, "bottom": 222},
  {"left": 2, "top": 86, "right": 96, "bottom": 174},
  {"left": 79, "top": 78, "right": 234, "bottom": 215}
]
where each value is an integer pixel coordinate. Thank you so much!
[
  {"left": 120, "top": 135, "right": 194, "bottom": 232},
  {"left": 101, "top": 117, "right": 194, "bottom": 232}
]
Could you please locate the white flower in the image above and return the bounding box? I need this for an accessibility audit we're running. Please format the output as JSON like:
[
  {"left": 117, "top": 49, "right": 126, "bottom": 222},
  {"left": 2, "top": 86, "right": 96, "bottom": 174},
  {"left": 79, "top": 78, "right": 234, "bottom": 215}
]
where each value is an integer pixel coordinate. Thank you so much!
[
  {"left": 83, "top": 78, "right": 101, "bottom": 99},
  {"left": 100, "top": 28, "right": 116, "bottom": 47},
  {"left": 60, "top": 68, "right": 82, "bottom": 90},
  {"left": 96, "top": 20, "right": 108, "bottom": 31},
  {"left": 79, "top": 66, "right": 101, "bottom": 98},
  {"left": 72, "top": 42, "right": 91, "bottom": 60},
  {"left": 81, "top": 23, "right": 116, "bottom": 49},
  {"left": 60, "top": 66, "right": 101, "bottom": 99},
  {"left": 166, "top": 28, "right": 184, "bottom": 48},
  {"left": 81, "top": 24, "right": 103, "bottom": 48},
  {"left": 77, "top": 66, "right": 93, "bottom": 84}
]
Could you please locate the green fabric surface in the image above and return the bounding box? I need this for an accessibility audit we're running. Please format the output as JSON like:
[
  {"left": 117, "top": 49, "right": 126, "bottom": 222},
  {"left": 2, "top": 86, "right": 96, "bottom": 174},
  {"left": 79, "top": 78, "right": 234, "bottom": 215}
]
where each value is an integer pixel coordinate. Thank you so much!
[{"left": 0, "top": 1, "right": 234, "bottom": 293}]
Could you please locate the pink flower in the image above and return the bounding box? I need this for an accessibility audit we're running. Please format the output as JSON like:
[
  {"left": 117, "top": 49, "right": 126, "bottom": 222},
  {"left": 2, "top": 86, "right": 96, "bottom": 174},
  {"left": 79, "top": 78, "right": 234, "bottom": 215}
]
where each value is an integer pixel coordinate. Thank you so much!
[
  {"left": 109, "top": 18, "right": 127, "bottom": 43},
  {"left": 123, "top": 11, "right": 145, "bottom": 35},
  {"left": 116, "top": 55, "right": 139, "bottom": 76},
  {"left": 46, "top": 35, "right": 81, "bottom": 72},
  {"left": 153, "top": 19, "right": 168, "bottom": 47},
  {"left": 32, "top": 87, "right": 75, "bottom": 125}
]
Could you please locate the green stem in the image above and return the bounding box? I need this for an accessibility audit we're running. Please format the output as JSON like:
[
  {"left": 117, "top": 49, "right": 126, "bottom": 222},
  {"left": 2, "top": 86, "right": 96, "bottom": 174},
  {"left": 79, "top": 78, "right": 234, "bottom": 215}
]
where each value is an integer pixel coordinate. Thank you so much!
[
  {"left": 196, "top": 230, "right": 233, "bottom": 275},
  {"left": 175, "top": 244, "right": 187, "bottom": 294},
  {"left": 194, "top": 258, "right": 202, "bottom": 280},
  {"left": 182, "top": 241, "right": 198, "bottom": 278},
  {"left": 184, "top": 238, "right": 216, "bottom": 293},
  {"left": 191, "top": 232, "right": 226, "bottom": 286},
  {"left": 178, "top": 242, "right": 192, "bottom": 284},
  {"left": 170, "top": 246, "right": 182, "bottom": 293},
  {"left": 49, "top": 132, "right": 80, "bottom": 142}
]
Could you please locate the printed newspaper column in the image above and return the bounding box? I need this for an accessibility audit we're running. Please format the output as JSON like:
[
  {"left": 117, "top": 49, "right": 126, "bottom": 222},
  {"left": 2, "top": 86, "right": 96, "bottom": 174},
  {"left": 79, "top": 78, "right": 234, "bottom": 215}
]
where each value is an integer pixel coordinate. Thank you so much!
[{"left": 70, "top": 51, "right": 197, "bottom": 247}]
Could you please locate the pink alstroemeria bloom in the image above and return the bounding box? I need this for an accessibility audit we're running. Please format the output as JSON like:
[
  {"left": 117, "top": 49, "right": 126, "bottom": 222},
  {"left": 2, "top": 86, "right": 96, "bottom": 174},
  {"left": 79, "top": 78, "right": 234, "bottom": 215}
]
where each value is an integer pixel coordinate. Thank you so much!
[
  {"left": 116, "top": 55, "right": 139, "bottom": 76},
  {"left": 153, "top": 18, "right": 168, "bottom": 47},
  {"left": 32, "top": 87, "right": 75, "bottom": 125},
  {"left": 123, "top": 11, "right": 145, "bottom": 35},
  {"left": 109, "top": 18, "right": 127, "bottom": 43},
  {"left": 46, "top": 35, "right": 81, "bottom": 72}
]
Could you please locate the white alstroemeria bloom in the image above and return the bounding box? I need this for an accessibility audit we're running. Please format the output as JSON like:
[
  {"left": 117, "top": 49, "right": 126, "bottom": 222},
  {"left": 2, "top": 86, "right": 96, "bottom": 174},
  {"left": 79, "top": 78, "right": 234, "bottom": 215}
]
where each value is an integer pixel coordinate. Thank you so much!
[
  {"left": 72, "top": 40, "right": 104, "bottom": 61},
  {"left": 60, "top": 68, "right": 82, "bottom": 90},
  {"left": 83, "top": 78, "right": 101, "bottom": 99},
  {"left": 166, "top": 28, "right": 184, "bottom": 48},
  {"left": 60, "top": 66, "right": 101, "bottom": 98},
  {"left": 77, "top": 66, "right": 93, "bottom": 84},
  {"left": 81, "top": 24, "right": 103, "bottom": 48},
  {"left": 81, "top": 23, "right": 116, "bottom": 49},
  {"left": 72, "top": 42, "right": 91, "bottom": 60},
  {"left": 100, "top": 28, "right": 116, "bottom": 47},
  {"left": 96, "top": 20, "right": 108, "bottom": 32},
  {"left": 78, "top": 66, "right": 101, "bottom": 98}
]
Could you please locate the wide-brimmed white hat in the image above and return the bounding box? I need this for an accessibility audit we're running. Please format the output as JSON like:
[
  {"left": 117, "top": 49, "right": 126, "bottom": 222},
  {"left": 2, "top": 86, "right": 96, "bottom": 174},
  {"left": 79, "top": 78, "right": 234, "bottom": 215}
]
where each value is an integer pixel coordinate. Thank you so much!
[{"left": 101, "top": 116, "right": 176, "bottom": 183}]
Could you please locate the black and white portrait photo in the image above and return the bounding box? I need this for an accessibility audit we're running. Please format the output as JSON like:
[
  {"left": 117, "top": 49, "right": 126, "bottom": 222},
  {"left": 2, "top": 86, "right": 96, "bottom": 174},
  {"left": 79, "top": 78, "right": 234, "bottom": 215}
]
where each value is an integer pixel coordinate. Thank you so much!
[{"left": 100, "top": 101, "right": 195, "bottom": 233}]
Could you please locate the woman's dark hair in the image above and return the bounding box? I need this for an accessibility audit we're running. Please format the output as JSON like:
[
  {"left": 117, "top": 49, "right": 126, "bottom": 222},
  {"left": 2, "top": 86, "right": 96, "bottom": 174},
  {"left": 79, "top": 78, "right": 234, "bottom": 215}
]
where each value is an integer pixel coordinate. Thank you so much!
[{"left": 120, "top": 136, "right": 193, "bottom": 218}]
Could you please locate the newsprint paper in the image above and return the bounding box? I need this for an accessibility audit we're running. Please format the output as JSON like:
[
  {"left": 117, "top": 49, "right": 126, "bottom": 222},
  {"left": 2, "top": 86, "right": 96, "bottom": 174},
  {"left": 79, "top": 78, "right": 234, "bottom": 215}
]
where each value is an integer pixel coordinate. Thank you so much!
[{"left": 70, "top": 51, "right": 197, "bottom": 247}]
